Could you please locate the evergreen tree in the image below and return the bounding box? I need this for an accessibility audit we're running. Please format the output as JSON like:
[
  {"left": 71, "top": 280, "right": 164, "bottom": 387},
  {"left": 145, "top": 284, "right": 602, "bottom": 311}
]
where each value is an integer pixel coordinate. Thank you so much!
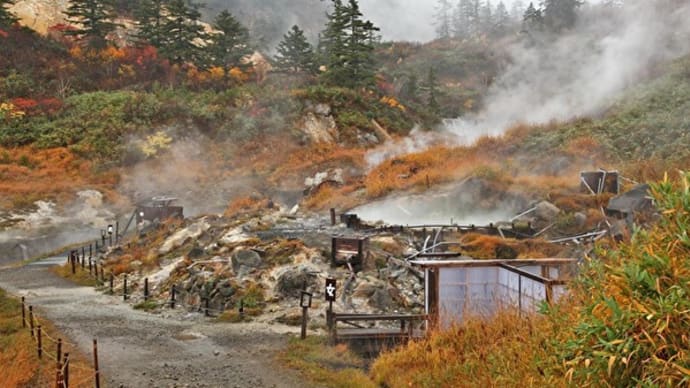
[
  {"left": 275, "top": 25, "right": 317, "bottom": 74},
  {"left": 159, "top": 0, "right": 207, "bottom": 65},
  {"left": 452, "top": 0, "right": 469, "bottom": 38},
  {"left": 207, "top": 10, "right": 252, "bottom": 72},
  {"left": 493, "top": 1, "right": 510, "bottom": 35},
  {"left": 435, "top": 0, "right": 453, "bottom": 39},
  {"left": 64, "top": 0, "right": 118, "bottom": 48},
  {"left": 522, "top": 2, "right": 543, "bottom": 32},
  {"left": 134, "top": 0, "right": 166, "bottom": 47},
  {"left": 480, "top": 0, "right": 493, "bottom": 34},
  {"left": 320, "top": 0, "right": 379, "bottom": 88},
  {"left": 0, "top": 0, "right": 18, "bottom": 27},
  {"left": 426, "top": 67, "right": 440, "bottom": 116},
  {"left": 542, "top": 0, "right": 582, "bottom": 31},
  {"left": 399, "top": 72, "right": 419, "bottom": 102},
  {"left": 510, "top": 0, "right": 525, "bottom": 20}
]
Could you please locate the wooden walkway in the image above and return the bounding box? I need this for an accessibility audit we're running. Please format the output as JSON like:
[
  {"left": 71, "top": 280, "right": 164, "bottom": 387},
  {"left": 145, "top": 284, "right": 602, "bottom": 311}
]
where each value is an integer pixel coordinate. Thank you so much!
[{"left": 329, "top": 313, "right": 427, "bottom": 344}]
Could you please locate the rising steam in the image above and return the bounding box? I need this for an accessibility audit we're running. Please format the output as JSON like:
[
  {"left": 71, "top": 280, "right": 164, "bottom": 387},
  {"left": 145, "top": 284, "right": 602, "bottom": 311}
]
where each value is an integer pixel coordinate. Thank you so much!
[{"left": 445, "top": 0, "right": 690, "bottom": 143}]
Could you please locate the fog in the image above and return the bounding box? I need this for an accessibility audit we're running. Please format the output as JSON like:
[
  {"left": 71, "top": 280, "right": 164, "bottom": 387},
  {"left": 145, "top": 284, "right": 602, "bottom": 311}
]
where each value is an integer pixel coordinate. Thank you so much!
[{"left": 444, "top": 0, "right": 690, "bottom": 143}]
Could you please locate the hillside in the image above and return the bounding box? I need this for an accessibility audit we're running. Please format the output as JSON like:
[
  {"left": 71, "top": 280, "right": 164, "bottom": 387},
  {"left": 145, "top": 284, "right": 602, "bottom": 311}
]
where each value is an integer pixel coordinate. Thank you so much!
[{"left": 2, "top": 0, "right": 690, "bottom": 386}]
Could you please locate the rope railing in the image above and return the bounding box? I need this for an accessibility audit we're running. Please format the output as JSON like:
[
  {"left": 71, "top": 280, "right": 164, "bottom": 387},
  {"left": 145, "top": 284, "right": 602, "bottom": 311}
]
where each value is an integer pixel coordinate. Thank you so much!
[{"left": 19, "top": 297, "right": 101, "bottom": 388}]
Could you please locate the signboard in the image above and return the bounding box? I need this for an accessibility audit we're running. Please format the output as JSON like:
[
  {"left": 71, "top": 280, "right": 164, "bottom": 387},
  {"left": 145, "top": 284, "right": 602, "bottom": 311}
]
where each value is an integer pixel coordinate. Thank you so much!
[{"left": 325, "top": 278, "right": 337, "bottom": 302}]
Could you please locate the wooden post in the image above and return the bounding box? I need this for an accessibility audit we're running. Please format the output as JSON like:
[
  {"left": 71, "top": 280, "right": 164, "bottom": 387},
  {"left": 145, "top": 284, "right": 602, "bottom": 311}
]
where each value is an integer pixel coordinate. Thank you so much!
[
  {"left": 88, "top": 258, "right": 92, "bottom": 275},
  {"left": 144, "top": 278, "right": 149, "bottom": 301},
  {"left": 123, "top": 275, "right": 128, "bottom": 301},
  {"left": 29, "top": 305, "right": 34, "bottom": 338},
  {"left": 204, "top": 298, "right": 210, "bottom": 317},
  {"left": 239, "top": 299, "right": 244, "bottom": 317},
  {"left": 301, "top": 306, "right": 308, "bottom": 340},
  {"left": 170, "top": 285, "right": 176, "bottom": 309},
  {"left": 21, "top": 297, "right": 25, "bottom": 328},
  {"left": 330, "top": 208, "right": 336, "bottom": 226},
  {"left": 81, "top": 256, "right": 84, "bottom": 269},
  {"left": 100, "top": 266, "right": 104, "bottom": 282},
  {"left": 70, "top": 256, "right": 75, "bottom": 275},
  {"left": 109, "top": 273, "right": 114, "bottom": 294},
  {"left": 37, "top": 325, "right": 42, "bottom": 359},
  {"left": 81, "top": 246, "right": 85, "bottom": 260},
  {"left": 89, "top": 243, "right": 92, "bottom": 257},
  {"left": 95, "top": 240, "right": 99, "bottom": 251},
  {"left": 63, "top": 353, "right": 69, "bottom": 388},
  {"left": 93, "top": 339, "right": 100, "bottom": 388},
  {"left": 116, "top": 221, "right": 119, "bottom": 243},
  {"left": 327, "top": 300, "right": 333, "bottom": 331},
  {"left": 57, "top": 338, "right": 62, "bottom": 364},
  {"left": 55, "top": 358, "right": 62, "bottom": 388}
]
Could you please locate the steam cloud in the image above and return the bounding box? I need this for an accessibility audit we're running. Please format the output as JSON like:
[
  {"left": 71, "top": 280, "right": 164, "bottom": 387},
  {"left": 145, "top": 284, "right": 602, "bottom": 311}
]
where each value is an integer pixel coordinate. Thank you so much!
[{"left": 445, "top": 1, "right": 690, "bottom": 143}]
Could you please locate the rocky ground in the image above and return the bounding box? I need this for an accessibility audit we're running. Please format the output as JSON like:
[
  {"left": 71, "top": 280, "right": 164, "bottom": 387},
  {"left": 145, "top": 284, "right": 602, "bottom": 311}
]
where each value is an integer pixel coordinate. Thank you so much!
[{"left": 0, "top": 256, "right": 311, "bottom": 388}]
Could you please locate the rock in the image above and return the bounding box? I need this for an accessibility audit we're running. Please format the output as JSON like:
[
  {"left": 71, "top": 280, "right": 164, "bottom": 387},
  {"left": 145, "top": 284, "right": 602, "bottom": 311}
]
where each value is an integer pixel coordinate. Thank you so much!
[
  {"left": 313, "top": 103, "right": 331, "bottom": 116},
  {"left": 187, "top": 245, "right": 205, "bottom": 259},
  {"left": 304, "top": 169, "right": 344, "bottom": 192},
  {"left": 533, "top": 201, "right": 561, "bottom": 222},
  {"left": 218, "top": 285, "right": 235, "bottom": 298},
  {"left": 300, "top": 112, "right": 337, "bottom": 143},
  {"left": 220, "top": 227, "right": 253, "bottom": 245},
  {"left": 574, "top": 212, "right": 587, "bottom": 227},
  {"left": 231, "top": 250, "right": 263, "bottom": 273},
  {"left": 352, "top": 282, "right": 377, "bottom": 298},
  {"left": 274, "top": 264, "right": 319, "bottom": 298},
  {"left": 159, "top": 219, "right": 211, "bottom": 255}
]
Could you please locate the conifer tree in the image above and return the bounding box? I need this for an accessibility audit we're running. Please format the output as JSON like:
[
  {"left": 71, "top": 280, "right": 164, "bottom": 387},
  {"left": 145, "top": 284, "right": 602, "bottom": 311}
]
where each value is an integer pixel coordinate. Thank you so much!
[
  {"left": 426, "top": 67, "right": 440, "bottom": 116},
  {"left": 134, "top": 0, "right": 166, "bottom": 47},
  {"left": 435, "top": 0, "right": 453, "bottom": 39},
  {"left": 64, "top": 0, "right": 118, "bottom": 48},
  {"left": 522, "top": 2, "right": 543, "bottom": 32},
  {"left": 275, "top": 25, "right": 317, "bottom": 74},
  {"left": 493, "top": 1, "right": 510, "bottom": 35},
  {"left": 159, "top": 0, "right": 207, "bottom": 65},
  {"left": 207, "top": 10, "right": 252, "bottom": 72},
  {"left": 320, "top": 0, "right": 379, "bottom": 88},
  {"left": 0, "top": 0, "right": 18, "bottom": 27},
  {"left": 542, "top": 0, "right": 582, "bottom": 32}
]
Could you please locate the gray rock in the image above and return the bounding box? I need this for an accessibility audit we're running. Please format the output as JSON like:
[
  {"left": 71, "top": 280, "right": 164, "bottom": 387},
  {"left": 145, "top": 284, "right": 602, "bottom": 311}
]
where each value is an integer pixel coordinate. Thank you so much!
[
  {"left": 368, "top": 287, "right": 393, "bottom": 311},
  {"left": 231, "top": 250, "right": 263, "bottom": 273},
  {"left": 533, "top": 201, "right": 561, "bottom": 222},
  {"left": 574, "top": 212, "right": 587, "bottom": 227},
  {"left": 274, "top": 264, "right": 319, "bottom": 298}
]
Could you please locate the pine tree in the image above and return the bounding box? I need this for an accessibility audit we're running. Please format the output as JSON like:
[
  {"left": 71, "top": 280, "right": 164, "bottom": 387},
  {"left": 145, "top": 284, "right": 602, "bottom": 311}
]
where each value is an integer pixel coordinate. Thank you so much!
[
  {"left": 542, "top": 0, "right": 582, "bottom": 31},
  {"left": 159, "top": 0, "right": 207, "bottom": 65},
  {"left": 320, "top": 0, "right": 379, "bottom": 88},
  {"left": 452, "top": 0, "right": 469, "bottom": 38},
  {"left": 207, "top": 10, "right": 252, "bottom": 72},
  {"left": 134, "top": 0, "right": 166, "bottom": 47},
  {"left": 493, "top": 1, "right": 510, "bottom": 35},
  {"left": 522, "top": 2, "right": 543, "bottom": 32},
  {"left": 435, "top": 0, "right": 453, "bottom": 39},
  {"left": 64, "top": 0, "right": 118, "bottom": 48},
  {"left": 426, "top": 67, "right": 440, "bottom": 116},
  {"left": 0, "top": 0, "right": 18, "bottom": 27},
  {"left": 480, "top": 0, "right": 493, "bottom": 35},
  {"left": 275, "top": 25, "right": 317, "bottom": 74}
]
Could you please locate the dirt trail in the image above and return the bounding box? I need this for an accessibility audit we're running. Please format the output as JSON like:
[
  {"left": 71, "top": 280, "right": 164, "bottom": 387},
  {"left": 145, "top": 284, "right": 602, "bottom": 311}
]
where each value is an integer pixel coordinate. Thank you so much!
[{"left": 0, "top": 256, "right": 311, "bottom": 388}]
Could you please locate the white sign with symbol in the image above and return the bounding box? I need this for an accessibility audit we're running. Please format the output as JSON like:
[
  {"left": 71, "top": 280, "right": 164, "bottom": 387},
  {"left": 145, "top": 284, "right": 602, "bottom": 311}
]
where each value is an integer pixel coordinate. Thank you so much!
[{"left": 325, "top": 278, "right": 337, "bottom": 302}]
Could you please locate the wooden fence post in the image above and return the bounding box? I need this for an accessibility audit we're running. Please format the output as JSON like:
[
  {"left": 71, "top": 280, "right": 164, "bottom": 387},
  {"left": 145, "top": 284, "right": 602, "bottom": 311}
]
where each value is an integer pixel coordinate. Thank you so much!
[
  {"left": 57, "top": 338, "right": 62, "bottom": 364},
  {"left": 204, "top": 298, "right": 210, "bottom": 317},
  {"left": 63, "top": 353, "right": 70, "bottom": 388},
  {"left": 123, "top": 275, "right": 128, "bottom": 301},
  {"left": 93, "top": 339, "right": 100, "bottom": 388},
  {"left": 21, "top": 296, "right": 25, "bottom": 328},
  {"left": 37, "top": 325, "right": 42, "bottom": 359},
  {"left": 109, "top": 273, "right": 114, "bottom": 294},
  {"left": 170, "top": 285, "right": 176, "bottom": 309},
  {"left": 29, "top": 305, "right": 34, "bottom": 338},
  {"left": 88, "top": 258, "right": 92, "bottom": 275},
  {"left": 144, "top": 278, "right": 149, "bottom": 301}
]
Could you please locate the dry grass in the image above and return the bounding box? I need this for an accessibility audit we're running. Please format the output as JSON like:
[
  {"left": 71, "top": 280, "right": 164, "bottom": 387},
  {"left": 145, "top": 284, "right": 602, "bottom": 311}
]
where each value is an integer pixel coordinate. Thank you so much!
[
  {"left": 51, "top": 263, "right": 99, "bottom": 287},
  {"left": 370, "top": 309, "right": 565, "bottom": 388},
  {"left": 0, "top": 288, "right": 95, "bottom": 387},
  {"left": 0, "top": 146, "right": 119, "bottom": 209}
]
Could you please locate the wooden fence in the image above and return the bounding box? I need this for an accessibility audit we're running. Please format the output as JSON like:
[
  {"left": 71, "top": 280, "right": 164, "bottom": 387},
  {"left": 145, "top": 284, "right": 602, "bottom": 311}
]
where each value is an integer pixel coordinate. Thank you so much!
[{"left": 20, "top": 296, "right": 101, "bottom": 388}]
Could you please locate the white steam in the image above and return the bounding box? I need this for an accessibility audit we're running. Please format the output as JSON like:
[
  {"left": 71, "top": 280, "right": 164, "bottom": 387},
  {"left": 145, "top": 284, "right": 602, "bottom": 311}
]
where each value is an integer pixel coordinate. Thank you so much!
[{"left": 445, "top": 1, "right": 690, "bottom": 143}]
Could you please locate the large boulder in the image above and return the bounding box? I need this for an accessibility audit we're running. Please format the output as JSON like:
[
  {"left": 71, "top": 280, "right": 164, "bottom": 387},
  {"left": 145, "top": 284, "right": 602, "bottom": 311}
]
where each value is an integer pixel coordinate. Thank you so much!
[
  {"left": 231, "top": 249, "right": 263, "bottom": 276},
  {"left": 159, "top": 219, "right": 210, "bottom": 255},
  {"left": 274, "top": 264, "right": 320, "bottom": 298}
]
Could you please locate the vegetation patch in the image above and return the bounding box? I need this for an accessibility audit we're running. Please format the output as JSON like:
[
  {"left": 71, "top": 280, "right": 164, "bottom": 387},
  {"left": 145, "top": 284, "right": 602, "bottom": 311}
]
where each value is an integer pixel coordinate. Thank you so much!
[{"left": 279, "top": 336, "right": 375, "bottom": 388}]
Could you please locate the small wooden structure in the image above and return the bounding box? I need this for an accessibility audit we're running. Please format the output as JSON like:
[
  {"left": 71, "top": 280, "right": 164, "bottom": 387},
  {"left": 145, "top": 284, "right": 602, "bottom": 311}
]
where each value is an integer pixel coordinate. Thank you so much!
[
  {"left": 411, "top": 258, "right": 577, "bottom": 328},
  {"left": 135, "top": 196, "right": 184, "bottom": 223},
  {"left": 329, "top": 313, "right": 427, "bottom": 343},
  {"left": 331, "top": 236, "right": 369, "bottom": 268}
]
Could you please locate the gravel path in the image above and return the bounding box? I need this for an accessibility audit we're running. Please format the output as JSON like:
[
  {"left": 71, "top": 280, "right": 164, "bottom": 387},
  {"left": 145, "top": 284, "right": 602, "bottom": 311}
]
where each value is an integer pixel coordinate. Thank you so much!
[{"left": 0, "top": 256, "right": 311, "bottom": 388}]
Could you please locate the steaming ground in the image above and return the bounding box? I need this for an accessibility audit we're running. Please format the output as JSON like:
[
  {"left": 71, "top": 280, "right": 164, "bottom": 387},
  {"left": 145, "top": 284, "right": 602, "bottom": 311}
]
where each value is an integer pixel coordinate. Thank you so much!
[
  {"left": 0, "top": 256, "right": 307, "bottom": 388},
  {"left": 445, "top": 0, "right": 690, "bottom": 144}
]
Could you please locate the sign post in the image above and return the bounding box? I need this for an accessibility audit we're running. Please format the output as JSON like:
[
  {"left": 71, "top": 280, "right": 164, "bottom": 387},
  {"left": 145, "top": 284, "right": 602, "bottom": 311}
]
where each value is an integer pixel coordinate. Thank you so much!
[
  {"left": 300, "top": 290, "right": 312, "bottom": 340},
  {"left": 325, "top": 278, "right": 336, "bottom": 330}
]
